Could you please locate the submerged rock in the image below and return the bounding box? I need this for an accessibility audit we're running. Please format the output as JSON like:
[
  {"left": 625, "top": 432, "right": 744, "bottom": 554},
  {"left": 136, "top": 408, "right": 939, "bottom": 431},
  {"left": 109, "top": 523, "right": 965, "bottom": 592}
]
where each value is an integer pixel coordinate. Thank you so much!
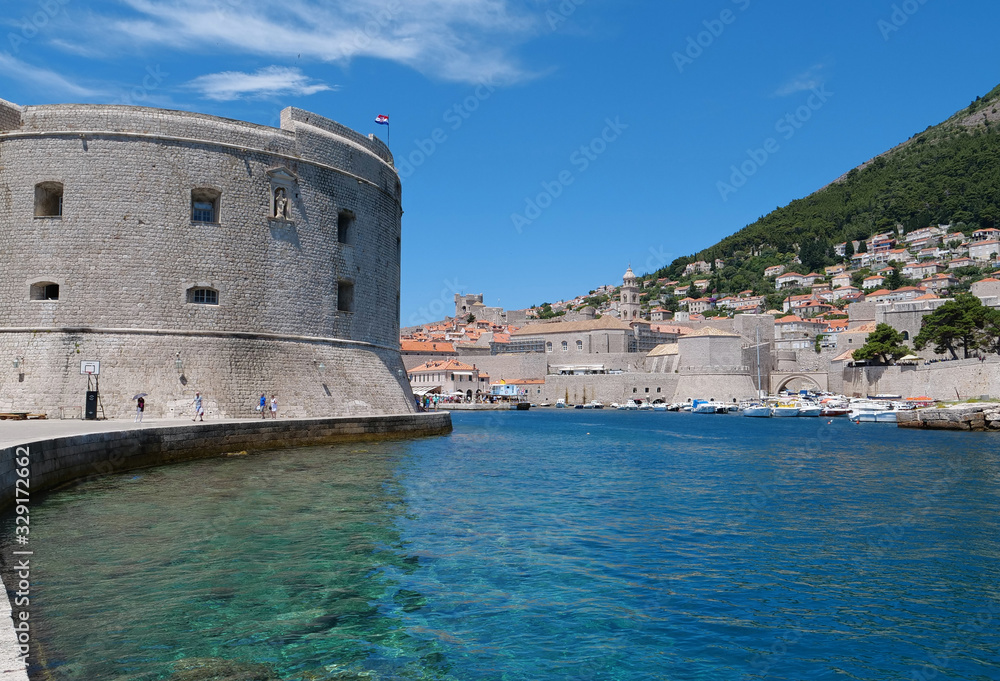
[{"left": 169, "top": 658, "right": 279, "bottom": 681}]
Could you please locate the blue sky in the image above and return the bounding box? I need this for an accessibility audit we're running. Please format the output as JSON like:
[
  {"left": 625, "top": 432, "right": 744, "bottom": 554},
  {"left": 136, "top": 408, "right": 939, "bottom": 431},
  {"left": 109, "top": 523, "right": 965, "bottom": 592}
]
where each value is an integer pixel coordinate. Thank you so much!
[{"left": 4, "top": 1, "right": 1000, "bottom": 325}]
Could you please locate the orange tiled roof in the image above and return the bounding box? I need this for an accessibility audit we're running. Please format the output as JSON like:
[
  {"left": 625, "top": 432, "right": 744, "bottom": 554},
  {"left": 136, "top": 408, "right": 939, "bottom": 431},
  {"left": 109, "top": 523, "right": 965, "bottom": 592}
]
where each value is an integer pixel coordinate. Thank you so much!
[
  {"left": 400, "top": 340, "right": 457, "bottom": 354},
  {"left": 409, "top": 359, "right": 479, "bottom": 373}
]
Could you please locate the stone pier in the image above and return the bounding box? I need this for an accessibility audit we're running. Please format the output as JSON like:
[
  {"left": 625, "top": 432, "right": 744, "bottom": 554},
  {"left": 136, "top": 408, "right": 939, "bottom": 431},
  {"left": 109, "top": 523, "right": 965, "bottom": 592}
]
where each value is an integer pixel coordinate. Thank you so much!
[{"left": 897, "top": 405, "right": 1000, "bottom": 431}]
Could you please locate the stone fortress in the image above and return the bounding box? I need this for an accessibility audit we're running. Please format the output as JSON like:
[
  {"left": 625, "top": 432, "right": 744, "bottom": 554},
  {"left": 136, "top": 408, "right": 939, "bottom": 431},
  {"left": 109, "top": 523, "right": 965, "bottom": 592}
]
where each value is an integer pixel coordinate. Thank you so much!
[{"left": 0, "top": 98, "right": 416, "bottom": 419}]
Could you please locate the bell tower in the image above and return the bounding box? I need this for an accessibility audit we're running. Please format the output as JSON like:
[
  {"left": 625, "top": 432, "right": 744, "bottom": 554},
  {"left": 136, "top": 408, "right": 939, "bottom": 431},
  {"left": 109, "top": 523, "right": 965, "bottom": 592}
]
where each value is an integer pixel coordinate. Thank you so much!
[{"left": 620, "top": 266, "right": 641, "bottom": 320}]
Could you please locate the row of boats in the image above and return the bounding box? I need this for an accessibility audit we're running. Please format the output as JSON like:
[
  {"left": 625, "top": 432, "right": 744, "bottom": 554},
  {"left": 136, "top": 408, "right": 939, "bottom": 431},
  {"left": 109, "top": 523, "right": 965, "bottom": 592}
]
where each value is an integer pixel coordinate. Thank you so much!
[
  {"left": 694, "top": 397, "right": 904, "bottom": 422},
  {"left": 551, "top": 395, "right": 913, "bottom": 422}
]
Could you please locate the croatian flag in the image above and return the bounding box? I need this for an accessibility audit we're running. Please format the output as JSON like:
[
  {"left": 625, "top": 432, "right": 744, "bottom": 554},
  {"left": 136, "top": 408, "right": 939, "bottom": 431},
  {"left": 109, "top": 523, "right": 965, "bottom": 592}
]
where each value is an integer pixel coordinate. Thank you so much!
[{"left": 375, "top": 114, "right": 390, "bottom": 125}]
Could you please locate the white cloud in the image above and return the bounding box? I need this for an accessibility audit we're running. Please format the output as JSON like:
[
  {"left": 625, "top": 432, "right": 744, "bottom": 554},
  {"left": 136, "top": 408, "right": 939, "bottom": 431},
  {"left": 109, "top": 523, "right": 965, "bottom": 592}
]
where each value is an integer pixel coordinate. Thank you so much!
[
  {"left": 72, "top": 0, "right": 545, "bottom": 84},
  {"left": 774, "top": 64, "right": 828, "bottom": 97},
  {"left": 187, "top": 66, "right": 334, "bottom": 101},
  {"left": 0, "top": 52, "right": 101, "bottom": 98}
]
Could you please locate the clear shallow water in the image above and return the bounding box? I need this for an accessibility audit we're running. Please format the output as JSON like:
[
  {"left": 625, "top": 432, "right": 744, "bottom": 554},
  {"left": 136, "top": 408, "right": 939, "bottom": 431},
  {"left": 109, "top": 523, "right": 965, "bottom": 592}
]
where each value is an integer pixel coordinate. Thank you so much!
[{"left": 4, "top": 411, "right": 1000, "bottom": 680}]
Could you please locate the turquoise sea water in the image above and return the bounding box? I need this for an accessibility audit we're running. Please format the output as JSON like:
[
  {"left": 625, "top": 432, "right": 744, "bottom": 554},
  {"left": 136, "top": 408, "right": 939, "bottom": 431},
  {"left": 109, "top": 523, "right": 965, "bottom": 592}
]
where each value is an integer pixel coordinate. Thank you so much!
[{"left": 4, "top": 411, "right": 1000, "bottom": 680}]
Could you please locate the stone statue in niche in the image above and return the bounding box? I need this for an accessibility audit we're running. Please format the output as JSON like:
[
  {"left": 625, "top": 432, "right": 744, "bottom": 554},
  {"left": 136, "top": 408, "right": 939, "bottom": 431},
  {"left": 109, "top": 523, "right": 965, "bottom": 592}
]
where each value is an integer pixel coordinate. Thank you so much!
[{"left": 274, "top": 187, "right": 288, "bottom": 220}]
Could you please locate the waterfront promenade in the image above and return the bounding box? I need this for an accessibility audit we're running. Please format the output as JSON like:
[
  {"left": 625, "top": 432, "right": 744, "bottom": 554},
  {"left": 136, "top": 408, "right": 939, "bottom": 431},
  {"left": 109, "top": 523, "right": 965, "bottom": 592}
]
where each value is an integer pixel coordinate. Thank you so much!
[{"left": 0, "top": 412, "right": 452, "bottom": 680}]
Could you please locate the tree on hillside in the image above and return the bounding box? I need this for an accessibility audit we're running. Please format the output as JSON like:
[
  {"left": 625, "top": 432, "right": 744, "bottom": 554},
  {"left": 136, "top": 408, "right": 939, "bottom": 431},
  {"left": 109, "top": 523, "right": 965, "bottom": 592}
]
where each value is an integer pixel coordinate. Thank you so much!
[
  {"left": 913, "top": 294, "right": 997, "bottom": 359},
  {"left": 799, "top": 239, "right": 832, "bottom": 273},
  {"left": 853, "top": 323, "right": 909, "bottom": 364},
  {"left": 844, "top": 240, "right": 855, "bottom": 259},
  {"left": 975, "top": 308, "right": 1000, "bottom": 354},
  {"left": 884, "top": 264, "right": 904, "bottom": 290},
  {"left": 858, "top": 240, "right": 868, "bottom": 254}
]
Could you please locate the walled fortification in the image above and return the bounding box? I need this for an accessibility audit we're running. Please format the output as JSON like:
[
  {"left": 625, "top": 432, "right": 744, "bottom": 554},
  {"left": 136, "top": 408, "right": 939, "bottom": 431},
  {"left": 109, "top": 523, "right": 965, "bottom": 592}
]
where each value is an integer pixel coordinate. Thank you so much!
[{"left": 0, "top": 100, "right": 413, "bottom": 418}]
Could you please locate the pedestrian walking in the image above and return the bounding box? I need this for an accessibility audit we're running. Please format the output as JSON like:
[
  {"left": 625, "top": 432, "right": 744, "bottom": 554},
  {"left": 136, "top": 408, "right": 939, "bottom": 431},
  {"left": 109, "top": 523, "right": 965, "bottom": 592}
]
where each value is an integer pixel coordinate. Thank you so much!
[
  {"left": 269, "top": 394, "right": 278, "bottom": 418},
  {"left": 193, "top": 392, "right": 205, "bottom": 421},
  {"left": 135, "top": 396, "right": 144, "bottom": 423},
  {"left": 257, "top": 392, "right": 267, "bottom": 418}
]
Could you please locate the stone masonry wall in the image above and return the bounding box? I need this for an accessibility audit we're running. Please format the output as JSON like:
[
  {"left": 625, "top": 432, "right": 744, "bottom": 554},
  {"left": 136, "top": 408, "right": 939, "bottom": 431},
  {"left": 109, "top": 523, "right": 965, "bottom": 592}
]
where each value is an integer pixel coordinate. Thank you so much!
[
  {"left": 537, "top": 374, "right": 679, "bottom": 405},
  {"left": 0, "top": 103, "right": 411, "bottom": 417},
  {"left": 835, "top": 357, "right": 1000, "bottom": 400},
  {"left": 0, "top": 413, "right": 451, "bottom": 510},
  {"left": 0, "top": 99, "right": 20, "bottom": 132},
  {"left": 0, "top": 331, "right": 414, "bottom": 419}
]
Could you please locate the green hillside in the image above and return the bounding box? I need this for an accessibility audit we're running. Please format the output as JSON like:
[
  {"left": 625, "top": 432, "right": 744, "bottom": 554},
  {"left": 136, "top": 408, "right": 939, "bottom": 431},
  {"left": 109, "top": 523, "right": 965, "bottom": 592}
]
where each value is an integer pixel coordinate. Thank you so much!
[{"left": 653, "top": 83, "right": 1000, "bottom": 284}]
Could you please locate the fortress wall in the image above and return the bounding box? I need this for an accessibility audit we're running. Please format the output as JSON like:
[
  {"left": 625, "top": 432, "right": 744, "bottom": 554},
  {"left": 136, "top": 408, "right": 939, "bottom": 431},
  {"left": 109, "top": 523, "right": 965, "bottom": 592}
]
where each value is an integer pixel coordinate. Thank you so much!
[
  {"left": 0, "top": 331, "right": 415, "bottom": 419},
  {"left": 1, "top": 103, "right": 408, "bottom": 417},
  {"left": 538, "top": 374, "right": 679, "bottom": 405},
  {"left": 671, "top": 373, "right": 758, "bottom": 404},
  {"left": 453, "top": 354, "right": 548, "bottom": 382},
  {"left": 836, "top": 358, "right": 1000, "bottom": 400},
  {"left": 0, "top": 98, "right": 20, "bottom": 132},
  {"left": 19, "top": 105, "right": 298, "bottom": 156},
  {"left": 0, "top": 135, "right": 398, "bottom": 344},
  {"left": 282, "top": 107, "right": 392, "bottom": 165},
  {"left": 0, "top": 413, "right": 452, "bottom": 511}
]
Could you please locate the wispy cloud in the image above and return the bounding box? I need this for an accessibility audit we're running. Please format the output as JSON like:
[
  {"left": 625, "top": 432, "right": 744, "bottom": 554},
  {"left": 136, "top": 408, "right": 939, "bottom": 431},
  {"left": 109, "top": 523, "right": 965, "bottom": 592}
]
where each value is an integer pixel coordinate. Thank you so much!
[
  {"left": 774, "top": 64, "right": 828, "bottom": 97},
  {"left": 186, "top": 66, "right": 334, "bottom": 101},
  {"left": 60, "top": 0, "right": 545, "bottom": 84},
  {"left": 0, "top": 52, "right": 101, "bottom": 98}
]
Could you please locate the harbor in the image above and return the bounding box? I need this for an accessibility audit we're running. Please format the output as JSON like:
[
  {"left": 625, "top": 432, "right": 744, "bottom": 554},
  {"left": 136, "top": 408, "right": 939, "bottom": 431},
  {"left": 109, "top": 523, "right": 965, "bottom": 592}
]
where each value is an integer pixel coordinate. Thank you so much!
[{"left": 6, "top": 410, "right": 997, "bottom": 680}]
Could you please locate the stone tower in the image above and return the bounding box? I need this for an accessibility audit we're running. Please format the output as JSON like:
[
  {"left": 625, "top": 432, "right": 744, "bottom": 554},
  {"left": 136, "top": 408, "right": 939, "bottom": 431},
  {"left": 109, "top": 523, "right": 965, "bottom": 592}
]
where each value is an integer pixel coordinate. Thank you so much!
[
  {"left": 620, "top": 266, "right": 641, "bottom": 321},
  {"left": 0, "top": 99, "right": 414, "bottom": 419}
]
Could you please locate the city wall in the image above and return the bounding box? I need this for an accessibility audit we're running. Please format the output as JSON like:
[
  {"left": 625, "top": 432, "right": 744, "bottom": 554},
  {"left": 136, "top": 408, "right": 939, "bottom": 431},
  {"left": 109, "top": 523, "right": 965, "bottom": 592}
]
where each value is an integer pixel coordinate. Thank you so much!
[
  {"left": 537, "top": 374, "right": 679, "bottom": 405},
  {"left": 0, "top": 101, "right": 412, "bottom": 418},
  {"left": 0, "top": 413, "right": 451, "bottom": 510},
  {"left": 832, "top": 357, "right": 1000, "bottom": 399}
]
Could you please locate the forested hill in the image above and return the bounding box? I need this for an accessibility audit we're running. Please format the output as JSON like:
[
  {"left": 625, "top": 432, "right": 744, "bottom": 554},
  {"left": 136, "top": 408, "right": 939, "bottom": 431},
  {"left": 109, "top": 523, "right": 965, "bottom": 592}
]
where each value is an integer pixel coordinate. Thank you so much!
[{"left": 655, "top": 82, "right": 1000, "bottom": 280}]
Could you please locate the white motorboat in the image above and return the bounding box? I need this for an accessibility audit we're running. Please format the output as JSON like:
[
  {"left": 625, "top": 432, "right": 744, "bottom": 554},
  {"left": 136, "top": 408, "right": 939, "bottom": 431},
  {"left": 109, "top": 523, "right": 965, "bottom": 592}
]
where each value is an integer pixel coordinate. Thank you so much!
[
  {"left": 693, "top": 400, "right": 729, "bottom": 414},
  {"left": 772, "top": 403, "right": 800, "bottom": 417},
  {"left": 555, "top": 398, "right": 567, "bottom": 408},
  {"left": 796, "top": 400, "right": 823, "bottom": 417},
  {"left": 589, "top": 400, "right": 605, "bottom": 409},
  {"left": 652, "top": 402, "right": 668, "bottom": 412},
  {"left": 624, "top": 400, "right": 639, "bottom": 410},
  {"left": 849, "top": 399, "right": 897, "bottom": 422},
  {"left": 638, "top": 401, "right": 654, "bottom": 411},
  {"left": 741, "top": 403, "right": 772, "bottom": 417}
]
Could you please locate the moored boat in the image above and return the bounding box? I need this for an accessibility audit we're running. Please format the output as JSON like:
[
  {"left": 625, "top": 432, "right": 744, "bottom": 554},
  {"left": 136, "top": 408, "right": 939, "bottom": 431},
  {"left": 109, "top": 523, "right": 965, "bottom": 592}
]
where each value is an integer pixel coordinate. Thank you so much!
[
  {"left": 796, "top": 400, "right": 822, "bottom": 417},
  {"left": 741, "top": 403, "right": 772, "bottom": 417},
  {"left": 693, "top": 400, "right": 729, "bottom": 414},
  {"left": 849, "top": 399, "right": 897, "bottom": 422},
  {"left": 772, "top": 403, "right": 800, "bottom": 417}
]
